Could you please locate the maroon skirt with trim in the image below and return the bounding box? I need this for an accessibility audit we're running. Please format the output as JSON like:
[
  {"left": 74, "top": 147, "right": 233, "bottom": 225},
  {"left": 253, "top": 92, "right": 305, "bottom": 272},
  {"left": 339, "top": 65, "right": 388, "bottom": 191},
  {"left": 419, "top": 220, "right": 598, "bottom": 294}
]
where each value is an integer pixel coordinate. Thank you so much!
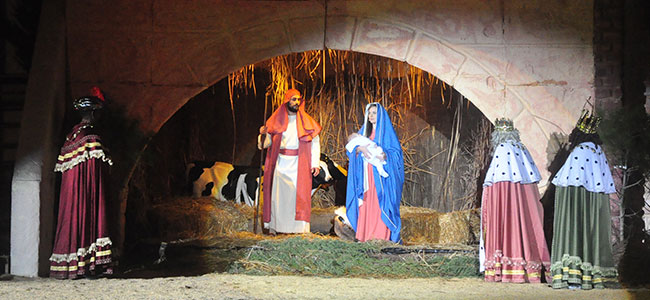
[
  {"left": 482, "top": 181, "right": 551, "bottom": 283},
  {"left": 50, "top": 157, "right": 112, "bottom": 279}
]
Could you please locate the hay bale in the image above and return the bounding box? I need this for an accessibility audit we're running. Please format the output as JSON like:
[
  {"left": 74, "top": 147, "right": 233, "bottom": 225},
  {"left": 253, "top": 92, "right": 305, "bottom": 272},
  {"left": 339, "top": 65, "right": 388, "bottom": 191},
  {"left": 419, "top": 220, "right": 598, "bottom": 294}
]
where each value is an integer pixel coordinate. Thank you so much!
[
  {"left": 467, "top": 208, "right": 481, "bottom": 242},
  {"left": 400, "top": 206, "right": 441, "bottom": 244},
  {"left": 148, "top": 197, "right": 249, "bottom": 241},
  {"left": 438, "top": 209, "right": 480, "bottom": 245},
  {"left": 399, "top": 207, "right": 480, "bottom": 245}
]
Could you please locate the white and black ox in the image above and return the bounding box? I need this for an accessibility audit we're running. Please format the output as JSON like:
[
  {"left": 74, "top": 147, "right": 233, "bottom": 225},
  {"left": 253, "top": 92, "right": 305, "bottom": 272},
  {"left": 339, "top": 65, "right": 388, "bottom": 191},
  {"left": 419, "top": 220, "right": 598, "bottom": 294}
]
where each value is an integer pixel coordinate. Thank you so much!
[{"left": 188, "top": 154, "right": 347, "bottom": 207}]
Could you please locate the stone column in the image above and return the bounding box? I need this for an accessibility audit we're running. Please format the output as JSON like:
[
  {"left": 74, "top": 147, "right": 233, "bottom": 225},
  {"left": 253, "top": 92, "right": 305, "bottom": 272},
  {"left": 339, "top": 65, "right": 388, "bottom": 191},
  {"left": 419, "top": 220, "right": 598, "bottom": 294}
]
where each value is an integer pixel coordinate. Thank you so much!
[{"left": 10, "top": 0, "right": 66, "bottom": 277}]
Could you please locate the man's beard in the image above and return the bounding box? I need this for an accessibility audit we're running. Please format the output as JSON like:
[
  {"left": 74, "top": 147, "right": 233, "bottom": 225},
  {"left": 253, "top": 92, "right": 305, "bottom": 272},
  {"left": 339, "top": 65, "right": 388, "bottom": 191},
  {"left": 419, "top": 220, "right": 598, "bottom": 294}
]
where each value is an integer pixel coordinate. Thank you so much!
[{"left": 287, "top": 102, "right": 299, "bottom": 113}]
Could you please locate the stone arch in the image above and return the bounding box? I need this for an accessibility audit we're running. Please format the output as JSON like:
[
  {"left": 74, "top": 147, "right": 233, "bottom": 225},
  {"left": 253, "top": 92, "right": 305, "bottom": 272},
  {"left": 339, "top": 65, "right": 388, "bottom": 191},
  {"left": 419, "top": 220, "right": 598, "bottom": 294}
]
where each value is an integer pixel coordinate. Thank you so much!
[{"left": 67, "top": 1, "right": 593, "bottom": 187}]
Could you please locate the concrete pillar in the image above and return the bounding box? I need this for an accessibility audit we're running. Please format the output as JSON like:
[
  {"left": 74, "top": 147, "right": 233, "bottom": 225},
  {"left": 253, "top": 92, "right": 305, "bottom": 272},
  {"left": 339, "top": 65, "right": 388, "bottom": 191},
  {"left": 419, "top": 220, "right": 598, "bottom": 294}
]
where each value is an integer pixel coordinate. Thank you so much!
[{"left": 10, "top": 0, "right": 66, "bottom": 277}]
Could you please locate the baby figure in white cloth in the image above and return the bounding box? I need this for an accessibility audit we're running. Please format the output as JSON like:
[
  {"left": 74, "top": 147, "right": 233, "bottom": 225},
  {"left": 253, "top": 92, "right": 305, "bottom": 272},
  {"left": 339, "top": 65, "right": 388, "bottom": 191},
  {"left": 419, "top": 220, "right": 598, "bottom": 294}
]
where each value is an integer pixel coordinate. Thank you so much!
[{"left": 345, "top": 133, "right": 389, "bottom": 177}]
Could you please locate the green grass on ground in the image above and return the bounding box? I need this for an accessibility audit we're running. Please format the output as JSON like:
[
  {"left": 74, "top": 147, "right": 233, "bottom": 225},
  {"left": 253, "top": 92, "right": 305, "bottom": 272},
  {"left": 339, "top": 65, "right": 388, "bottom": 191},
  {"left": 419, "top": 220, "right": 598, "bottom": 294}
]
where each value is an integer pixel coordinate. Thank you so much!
[{"left": 229, "top": 237, "right": 479, "bottom": 278}]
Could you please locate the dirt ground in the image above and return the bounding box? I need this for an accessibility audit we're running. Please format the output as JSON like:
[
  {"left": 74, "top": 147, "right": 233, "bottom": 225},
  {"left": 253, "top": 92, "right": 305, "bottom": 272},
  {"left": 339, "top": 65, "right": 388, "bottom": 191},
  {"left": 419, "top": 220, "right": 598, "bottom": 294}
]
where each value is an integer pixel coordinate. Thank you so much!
[{"left": 1, "top": 274, "right": 648, "bottom": 300}]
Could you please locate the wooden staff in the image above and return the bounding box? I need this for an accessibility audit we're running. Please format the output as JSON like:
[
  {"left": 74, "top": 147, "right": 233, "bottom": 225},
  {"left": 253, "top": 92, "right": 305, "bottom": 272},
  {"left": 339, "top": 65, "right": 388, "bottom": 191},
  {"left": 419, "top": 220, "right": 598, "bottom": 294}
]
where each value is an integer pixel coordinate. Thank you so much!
[{"left": 254, "top": 95, "right": 269, "bottom": 234}]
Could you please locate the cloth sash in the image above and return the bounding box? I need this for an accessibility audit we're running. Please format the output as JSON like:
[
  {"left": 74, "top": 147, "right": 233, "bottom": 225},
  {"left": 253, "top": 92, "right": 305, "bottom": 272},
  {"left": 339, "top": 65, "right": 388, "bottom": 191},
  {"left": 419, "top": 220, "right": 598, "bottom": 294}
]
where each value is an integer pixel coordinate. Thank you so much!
[{"left": 279, "top": 148, "right": 299, "bottom": 156}]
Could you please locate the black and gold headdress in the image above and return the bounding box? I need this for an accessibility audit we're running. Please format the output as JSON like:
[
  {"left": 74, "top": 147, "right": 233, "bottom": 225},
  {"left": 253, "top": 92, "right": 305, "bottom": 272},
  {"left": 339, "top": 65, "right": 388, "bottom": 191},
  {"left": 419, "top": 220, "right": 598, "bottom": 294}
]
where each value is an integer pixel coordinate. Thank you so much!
[{"left": 576, "top": 109, "right": 601, "bottom": 134}]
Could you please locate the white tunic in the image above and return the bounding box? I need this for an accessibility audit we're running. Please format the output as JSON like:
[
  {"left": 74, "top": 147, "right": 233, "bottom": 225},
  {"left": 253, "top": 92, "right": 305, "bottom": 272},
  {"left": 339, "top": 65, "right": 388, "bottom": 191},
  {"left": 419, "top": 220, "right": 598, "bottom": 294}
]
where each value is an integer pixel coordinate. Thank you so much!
[{"left": 260, "top": 115, "right": 320, "bottom": 233}]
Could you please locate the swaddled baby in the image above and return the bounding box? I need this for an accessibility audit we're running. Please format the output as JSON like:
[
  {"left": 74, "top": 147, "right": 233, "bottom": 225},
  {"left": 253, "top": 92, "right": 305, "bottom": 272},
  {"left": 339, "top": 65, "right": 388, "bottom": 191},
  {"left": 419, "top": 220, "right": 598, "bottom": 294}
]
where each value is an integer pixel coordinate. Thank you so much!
[{"left": 345, "top": 133, "right": 389, "bottom": 177}]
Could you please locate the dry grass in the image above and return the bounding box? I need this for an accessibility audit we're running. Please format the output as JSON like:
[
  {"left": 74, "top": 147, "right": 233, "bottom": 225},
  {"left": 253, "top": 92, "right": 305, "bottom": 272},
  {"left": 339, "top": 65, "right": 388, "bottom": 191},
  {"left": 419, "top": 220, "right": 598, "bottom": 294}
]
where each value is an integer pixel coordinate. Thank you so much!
[
  {"left": 400, "top": 206, "right": 441, "bottom": 245},
  {"left": 148, "top": 197, "right": 251, "bottom": 241},
  {"left": 438, "top": 209, "right": 481, "bottom": 245},
  {"left": 401, "top": 206, "right": 480, "bottom": 245},
  {"left": 147, "top": 197, "right": 480, "bottom": 247}
]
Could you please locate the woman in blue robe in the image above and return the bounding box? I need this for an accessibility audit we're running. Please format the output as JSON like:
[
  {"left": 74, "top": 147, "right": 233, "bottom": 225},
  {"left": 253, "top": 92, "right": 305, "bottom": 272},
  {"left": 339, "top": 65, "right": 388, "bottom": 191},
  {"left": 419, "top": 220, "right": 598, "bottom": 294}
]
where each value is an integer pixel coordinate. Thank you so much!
[{"left": 345, "top": 103, "right": 404, "bottom": 243}]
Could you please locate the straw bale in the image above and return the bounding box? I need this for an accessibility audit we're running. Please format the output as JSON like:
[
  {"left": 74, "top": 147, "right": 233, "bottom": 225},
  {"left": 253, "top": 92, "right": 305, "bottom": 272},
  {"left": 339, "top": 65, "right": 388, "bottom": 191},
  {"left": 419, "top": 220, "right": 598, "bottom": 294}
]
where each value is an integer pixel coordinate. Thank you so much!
[
  {"left": 149, "top": 197, "right": 249, "bottom": 241},
  {"left": 399, "top": 206, "right": 480, "bottom": 245},
  {"left": 311, "top": 206, "right": 338, "bottom": 215},
  {"left": 437, "top": 208, "right": 480, "bottom": 245},
  {"left": 147, "top": 196, "right": 480, "bottom": 246},
  {"left": 467, "top": 208, "right": 481, "bottom": 240},
  {"left": 400, "top": 206, "right": 441, "bottom": 244}
]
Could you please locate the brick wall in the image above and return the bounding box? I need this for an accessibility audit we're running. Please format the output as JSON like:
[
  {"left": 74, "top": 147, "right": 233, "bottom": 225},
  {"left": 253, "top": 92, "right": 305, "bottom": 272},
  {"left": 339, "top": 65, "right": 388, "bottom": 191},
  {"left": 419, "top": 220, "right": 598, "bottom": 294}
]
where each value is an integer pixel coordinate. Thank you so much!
[{"left": 593, "top": 0, "right": 624, "bottom": 111}]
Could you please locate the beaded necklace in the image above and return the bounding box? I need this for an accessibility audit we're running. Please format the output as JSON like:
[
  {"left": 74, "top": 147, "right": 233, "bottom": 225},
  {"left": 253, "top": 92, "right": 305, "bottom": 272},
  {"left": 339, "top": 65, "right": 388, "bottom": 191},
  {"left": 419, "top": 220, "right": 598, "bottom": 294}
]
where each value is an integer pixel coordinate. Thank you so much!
[{"left": 66, "top": 123, "right": 93, "bottom": 141}]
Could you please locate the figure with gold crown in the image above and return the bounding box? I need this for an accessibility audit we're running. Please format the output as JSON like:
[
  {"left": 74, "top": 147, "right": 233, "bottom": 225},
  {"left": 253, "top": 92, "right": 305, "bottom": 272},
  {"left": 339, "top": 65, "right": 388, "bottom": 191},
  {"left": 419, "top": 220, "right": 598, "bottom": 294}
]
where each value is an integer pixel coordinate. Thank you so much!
[
  {"left": 480, "top": 118, "right": 552, "bottom": 283},
  {"left": 549, "top": 110, "right": 618, "bottom": 289}
]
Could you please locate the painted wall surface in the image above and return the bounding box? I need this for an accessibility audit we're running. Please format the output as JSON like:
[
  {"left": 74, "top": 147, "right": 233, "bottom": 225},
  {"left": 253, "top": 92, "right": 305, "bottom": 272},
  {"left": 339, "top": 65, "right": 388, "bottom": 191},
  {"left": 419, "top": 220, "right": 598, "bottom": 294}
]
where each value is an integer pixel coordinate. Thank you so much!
[{"left": 66, "top": 0, "right": 594, "bottom": 186}]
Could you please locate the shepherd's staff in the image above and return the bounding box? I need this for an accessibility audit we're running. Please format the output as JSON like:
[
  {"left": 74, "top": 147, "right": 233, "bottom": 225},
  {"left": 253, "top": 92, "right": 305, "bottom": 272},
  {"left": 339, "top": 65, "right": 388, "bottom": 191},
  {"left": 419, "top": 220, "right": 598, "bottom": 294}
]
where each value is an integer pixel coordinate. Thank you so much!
[{"left": 254, "top": 95, "right": 269, "bottom": 234}]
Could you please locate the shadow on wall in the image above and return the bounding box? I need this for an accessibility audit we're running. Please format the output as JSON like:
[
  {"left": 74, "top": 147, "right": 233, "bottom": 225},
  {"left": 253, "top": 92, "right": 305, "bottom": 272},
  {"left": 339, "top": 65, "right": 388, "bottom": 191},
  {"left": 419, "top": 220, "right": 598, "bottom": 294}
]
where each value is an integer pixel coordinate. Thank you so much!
[
  {"left": 97, "top": 101, "right": 150, "bottom": 258},
  {"left": 539, "top": 132, "right": 570, "bottom": 255}
]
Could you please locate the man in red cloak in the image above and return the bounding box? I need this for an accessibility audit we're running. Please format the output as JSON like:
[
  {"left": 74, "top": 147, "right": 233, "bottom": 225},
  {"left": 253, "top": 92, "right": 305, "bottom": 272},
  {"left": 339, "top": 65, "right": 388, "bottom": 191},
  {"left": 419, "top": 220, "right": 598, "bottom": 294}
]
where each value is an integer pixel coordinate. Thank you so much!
[
  {"left": 259, "top": 89, "right": 321, "bottom": 233},
  {"left": 49, "top": 87, "right": 113, "bottom": 279}
]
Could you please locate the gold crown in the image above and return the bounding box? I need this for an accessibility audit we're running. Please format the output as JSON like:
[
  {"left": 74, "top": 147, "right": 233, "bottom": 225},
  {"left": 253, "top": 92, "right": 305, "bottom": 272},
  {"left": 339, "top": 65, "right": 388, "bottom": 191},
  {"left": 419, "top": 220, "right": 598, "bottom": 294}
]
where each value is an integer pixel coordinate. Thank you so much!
[
  {"left": 576, "top": 109, "right": 601, "bottom": 134},
  {"left": 494, "top": 118, "right": 514, "bottom": 132}
]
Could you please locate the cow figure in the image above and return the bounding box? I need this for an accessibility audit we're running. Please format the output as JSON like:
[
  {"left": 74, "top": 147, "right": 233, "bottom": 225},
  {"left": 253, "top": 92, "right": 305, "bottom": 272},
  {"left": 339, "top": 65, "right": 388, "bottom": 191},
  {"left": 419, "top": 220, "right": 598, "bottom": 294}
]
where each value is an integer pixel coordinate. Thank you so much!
[
  {"left": 188, "top": 153, "right": 347, "bottom": 207},
  {"left": 312, "top": 153, "right": 347, "bottom": 192}
]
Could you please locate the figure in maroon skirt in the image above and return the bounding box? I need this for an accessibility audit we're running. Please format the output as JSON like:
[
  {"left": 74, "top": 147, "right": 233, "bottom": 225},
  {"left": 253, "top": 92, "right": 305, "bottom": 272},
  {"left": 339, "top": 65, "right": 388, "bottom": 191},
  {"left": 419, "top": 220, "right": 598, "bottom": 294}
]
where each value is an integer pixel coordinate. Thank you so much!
[
  {"left": 49, "top": 87, "right": 113, "bottom": 279},
  {"left": 480, "top": 118, "right": 551, "bottom": 283}
]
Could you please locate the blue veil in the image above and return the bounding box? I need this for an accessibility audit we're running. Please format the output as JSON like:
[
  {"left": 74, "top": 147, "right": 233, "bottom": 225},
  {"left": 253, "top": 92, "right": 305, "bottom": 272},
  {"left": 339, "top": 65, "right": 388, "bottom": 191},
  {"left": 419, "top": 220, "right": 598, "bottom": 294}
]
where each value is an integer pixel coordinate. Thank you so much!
[{"left": 345, "top": 103, "right": 404, "bottom": 243}]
